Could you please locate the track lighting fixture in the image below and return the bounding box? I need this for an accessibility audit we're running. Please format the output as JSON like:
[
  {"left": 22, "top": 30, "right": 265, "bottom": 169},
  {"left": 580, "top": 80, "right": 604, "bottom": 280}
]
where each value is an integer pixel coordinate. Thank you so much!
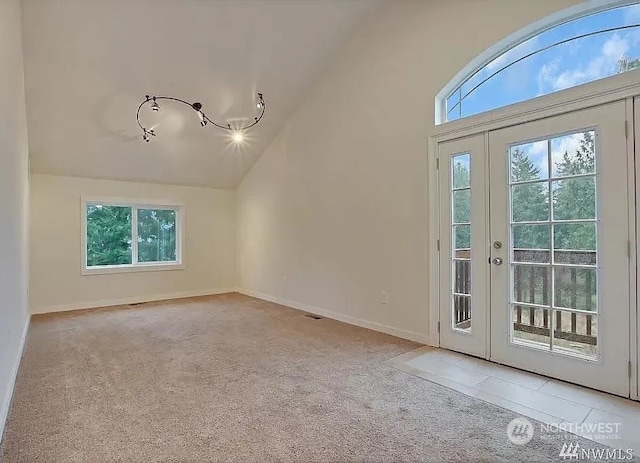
[
  {"left": 142, "top": 128, "right": 156, "bottom": 142},
  {"left": 198, "top": 111, "right": 207, "bottom": 127},
  {"left": 136, "top": 93, "right": 265, "bottom": 142}
]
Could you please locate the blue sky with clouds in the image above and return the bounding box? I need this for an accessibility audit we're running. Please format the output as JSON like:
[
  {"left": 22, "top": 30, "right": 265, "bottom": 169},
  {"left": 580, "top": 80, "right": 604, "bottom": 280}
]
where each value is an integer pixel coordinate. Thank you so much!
[
  {"left": 447, "top": 3, "right": 640, "bottom": 121},
  {"left": 509, "top": 130, "right": 595, "bottom": 182}
]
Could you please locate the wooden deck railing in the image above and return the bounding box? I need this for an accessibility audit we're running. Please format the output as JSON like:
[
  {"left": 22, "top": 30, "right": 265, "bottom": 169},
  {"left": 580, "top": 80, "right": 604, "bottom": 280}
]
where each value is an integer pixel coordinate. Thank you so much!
[{"left": 453, "top": 249, "right": 597, "bottom": 346}]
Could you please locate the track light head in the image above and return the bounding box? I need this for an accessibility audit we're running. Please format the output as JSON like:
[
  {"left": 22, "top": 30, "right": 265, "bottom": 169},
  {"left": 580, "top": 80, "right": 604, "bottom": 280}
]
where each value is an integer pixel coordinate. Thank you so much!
[
  {"left": 198, "top": 111, "right": 207, "bottom": 126},
  {"left": 151, "top": 97, "right": 159, "bottom": 111},
  {"left": 142, "top": 127, "right": 155, "bottom": 142}
]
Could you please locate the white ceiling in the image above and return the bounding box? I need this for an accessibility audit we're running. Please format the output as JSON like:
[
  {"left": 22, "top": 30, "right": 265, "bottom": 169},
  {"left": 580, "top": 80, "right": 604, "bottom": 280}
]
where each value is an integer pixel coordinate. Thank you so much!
[{"left": 22, "top": 0, "right": 383, "bottom": 188}]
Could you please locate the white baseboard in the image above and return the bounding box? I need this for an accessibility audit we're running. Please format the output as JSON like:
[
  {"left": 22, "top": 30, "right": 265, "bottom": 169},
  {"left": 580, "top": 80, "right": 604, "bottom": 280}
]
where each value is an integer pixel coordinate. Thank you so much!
[
  {"left": 1, "top": 313, "right": 30, "bottom": 443},
  {"left": 30, "top": 288, "right": 235, "bottom": 315},
  {"left": 238, "top": 288, "right": 429, "bottom": 344}
]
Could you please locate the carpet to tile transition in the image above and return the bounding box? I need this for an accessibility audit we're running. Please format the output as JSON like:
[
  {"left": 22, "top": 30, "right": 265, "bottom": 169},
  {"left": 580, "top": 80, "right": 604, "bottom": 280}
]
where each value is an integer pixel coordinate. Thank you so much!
[{"left": 0, "top": 293, "right": 612, "bottom": 462}]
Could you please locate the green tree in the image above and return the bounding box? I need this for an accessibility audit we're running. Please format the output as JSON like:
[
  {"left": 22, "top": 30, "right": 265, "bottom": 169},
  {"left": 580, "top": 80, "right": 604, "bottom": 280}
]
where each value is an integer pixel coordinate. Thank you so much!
[
  {"left": 137, "top": 209, "right": 177, "bottom": 262},
  {"left": 510, "top": 147, "right": 549, "bottom": 250},
  {"left": 452, "top": 159, "right": 471, "bottom": 251},
  {"left": 452, "top": 150, "right": 550, "bottom": 252},
  {"left": 86, "top": 206, "right": 177, "bottom": 266},
  {"left": 86, "top": 205, "right": 132, "bottom": 266},
  {"left": 450, "top": 137, "right": 595, "bottom": 255},
  {"left": 552, "top": 131, "right": 596, "bottom": 252}
]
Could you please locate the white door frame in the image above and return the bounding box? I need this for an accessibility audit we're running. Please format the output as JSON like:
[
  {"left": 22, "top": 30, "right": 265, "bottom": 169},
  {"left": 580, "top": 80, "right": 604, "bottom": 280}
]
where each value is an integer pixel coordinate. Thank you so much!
[
  {"left": 632, "top": 97, "right": 640, "bottom": 401},
  {"left": 427, "top": 70, "right": 640, "bottom": 400}
]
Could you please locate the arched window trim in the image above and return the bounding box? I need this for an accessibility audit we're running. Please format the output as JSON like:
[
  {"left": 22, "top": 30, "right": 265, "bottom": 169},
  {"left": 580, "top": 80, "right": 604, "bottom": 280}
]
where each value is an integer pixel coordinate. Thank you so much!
[{"left": 435, "top": 0, "right": 638, "bottom": 125}]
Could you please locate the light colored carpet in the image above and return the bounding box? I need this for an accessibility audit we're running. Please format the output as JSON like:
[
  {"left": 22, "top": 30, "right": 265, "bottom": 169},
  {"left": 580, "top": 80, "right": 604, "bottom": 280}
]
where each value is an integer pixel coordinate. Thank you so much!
[{"left": 0, "top": 293, "right": 605, "bottom": 462}]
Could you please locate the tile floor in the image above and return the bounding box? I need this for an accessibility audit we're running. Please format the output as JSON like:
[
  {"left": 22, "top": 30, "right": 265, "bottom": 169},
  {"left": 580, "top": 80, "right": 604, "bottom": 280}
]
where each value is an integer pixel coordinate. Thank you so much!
[{"left": 386, "top": 347, "right": 640, "bottom": 453}]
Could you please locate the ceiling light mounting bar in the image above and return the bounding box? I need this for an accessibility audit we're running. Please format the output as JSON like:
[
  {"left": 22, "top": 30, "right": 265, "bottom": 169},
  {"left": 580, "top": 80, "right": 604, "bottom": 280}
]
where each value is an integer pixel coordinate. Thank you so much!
[{"left": 136, "top": 93, "right": 265, "bottom": 142}]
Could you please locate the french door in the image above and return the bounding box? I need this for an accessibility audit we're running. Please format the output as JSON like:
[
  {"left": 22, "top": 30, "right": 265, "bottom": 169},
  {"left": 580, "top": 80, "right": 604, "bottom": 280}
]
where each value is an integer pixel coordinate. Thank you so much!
[
  {"left": 438, "top": 101, "right": 632, "bottom": 396},
  {"left": 438, "top": 134, "right": 489, "bottom": 358}
]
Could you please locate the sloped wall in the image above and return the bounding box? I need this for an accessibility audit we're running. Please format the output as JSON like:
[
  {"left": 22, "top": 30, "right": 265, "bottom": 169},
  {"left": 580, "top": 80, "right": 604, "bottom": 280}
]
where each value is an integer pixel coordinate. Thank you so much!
[{"left": 236, "top": 0, "right": 583, "bottom": 342}]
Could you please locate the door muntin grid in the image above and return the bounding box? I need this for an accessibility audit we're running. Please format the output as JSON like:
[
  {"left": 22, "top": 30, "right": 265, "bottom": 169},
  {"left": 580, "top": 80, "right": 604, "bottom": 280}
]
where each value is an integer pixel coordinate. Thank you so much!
[
  {"left": 507, "top": 129, "right": 599, "bottom": 359},
  {"left": 451, "top": 153, "right": 472, "bottom": 332}
]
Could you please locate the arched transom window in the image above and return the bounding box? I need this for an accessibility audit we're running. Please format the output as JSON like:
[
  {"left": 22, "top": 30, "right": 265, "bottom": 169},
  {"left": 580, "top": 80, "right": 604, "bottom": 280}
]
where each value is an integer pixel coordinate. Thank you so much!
[{"left": 443, "top": 2, "right": 640, "bottom": 123}]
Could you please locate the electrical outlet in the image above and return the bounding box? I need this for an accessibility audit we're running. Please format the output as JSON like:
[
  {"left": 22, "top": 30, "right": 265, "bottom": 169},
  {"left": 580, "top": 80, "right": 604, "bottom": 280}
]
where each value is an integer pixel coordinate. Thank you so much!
[{"left": 381, "top": 291, "right": 388, "bottom": 304}]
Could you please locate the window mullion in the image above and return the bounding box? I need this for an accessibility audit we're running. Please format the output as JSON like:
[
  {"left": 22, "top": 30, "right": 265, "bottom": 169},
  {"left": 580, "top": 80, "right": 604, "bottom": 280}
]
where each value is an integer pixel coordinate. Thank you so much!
[{"left": 132, "top": 206, "right": 138, "bottom": 265}]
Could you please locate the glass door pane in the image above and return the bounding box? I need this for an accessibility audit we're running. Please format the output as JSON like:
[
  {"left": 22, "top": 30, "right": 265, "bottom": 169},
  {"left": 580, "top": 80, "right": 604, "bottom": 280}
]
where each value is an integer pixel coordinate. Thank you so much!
[
  {"left": 489, "top": 101, "right": 630, "bottom": 397},
  {"left": 452, "top": 154, "right": 471, "bottom": 332},
  {"left": 508, "top": 131, "right": 598, "bottom": 359}
]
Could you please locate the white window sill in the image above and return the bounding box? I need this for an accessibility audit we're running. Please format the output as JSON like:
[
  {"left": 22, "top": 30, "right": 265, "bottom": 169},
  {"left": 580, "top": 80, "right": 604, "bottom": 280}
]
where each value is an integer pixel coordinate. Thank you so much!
[{"left": 81, "top": 262, "right": 185, "bottom": 276}]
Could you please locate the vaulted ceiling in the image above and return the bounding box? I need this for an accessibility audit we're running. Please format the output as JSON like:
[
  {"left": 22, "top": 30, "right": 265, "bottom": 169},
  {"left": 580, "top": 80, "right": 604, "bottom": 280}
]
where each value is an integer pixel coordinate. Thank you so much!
[{"left": 22, "top": 0, "right": 383, "bottom": 188}]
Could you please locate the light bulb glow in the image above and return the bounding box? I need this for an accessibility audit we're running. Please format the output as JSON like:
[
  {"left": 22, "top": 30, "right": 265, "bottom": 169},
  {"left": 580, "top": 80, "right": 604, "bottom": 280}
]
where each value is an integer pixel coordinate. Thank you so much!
[{"left": 232, "top": 131, "right": 244, "bottom": 143}]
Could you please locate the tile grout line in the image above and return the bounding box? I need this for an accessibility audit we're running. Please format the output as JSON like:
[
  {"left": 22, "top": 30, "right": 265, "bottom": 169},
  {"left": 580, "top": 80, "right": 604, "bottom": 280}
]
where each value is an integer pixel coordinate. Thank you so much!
[
  {"left": 535, "top": 386, "right": 640, "bottom": 414},
  {"left": 534, "top": 379, "right": 550, "bottom": 391},
  {"left": 473, "top": 388, "right": 569, "bottom": 424},
  {"left": 422, "top": 350, "right": 640, "bottom": 413},
  {"left": 579, "top": 407, "right": 594, "bottom": 425},
  {"left": 477, "top": 374, "right": 618, "bottom": 417},
  {"left": 418, "top": 351, "right": 552, "bottom": 391}
]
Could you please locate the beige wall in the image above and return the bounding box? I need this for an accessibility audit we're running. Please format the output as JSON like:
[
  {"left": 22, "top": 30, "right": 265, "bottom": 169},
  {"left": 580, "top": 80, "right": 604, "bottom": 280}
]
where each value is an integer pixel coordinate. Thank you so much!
[
  {"left": 0, "top": 0, "right": 30, "bottom": 435},
  {"left": 30, "top": 174, "right": 236, "bottom": 313},
  {"left": 236, "top": 0, "right": 585, "bottom": 342}
]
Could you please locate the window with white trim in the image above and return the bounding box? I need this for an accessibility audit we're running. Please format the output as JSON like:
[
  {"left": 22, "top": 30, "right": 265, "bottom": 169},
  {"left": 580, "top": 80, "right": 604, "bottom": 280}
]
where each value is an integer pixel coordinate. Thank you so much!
[
  {"left": 442, "top": 2, "right": 640, "bottom": 123},
  {"left": 83, "top": 200, "right": 183, "bottom": 273}
]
